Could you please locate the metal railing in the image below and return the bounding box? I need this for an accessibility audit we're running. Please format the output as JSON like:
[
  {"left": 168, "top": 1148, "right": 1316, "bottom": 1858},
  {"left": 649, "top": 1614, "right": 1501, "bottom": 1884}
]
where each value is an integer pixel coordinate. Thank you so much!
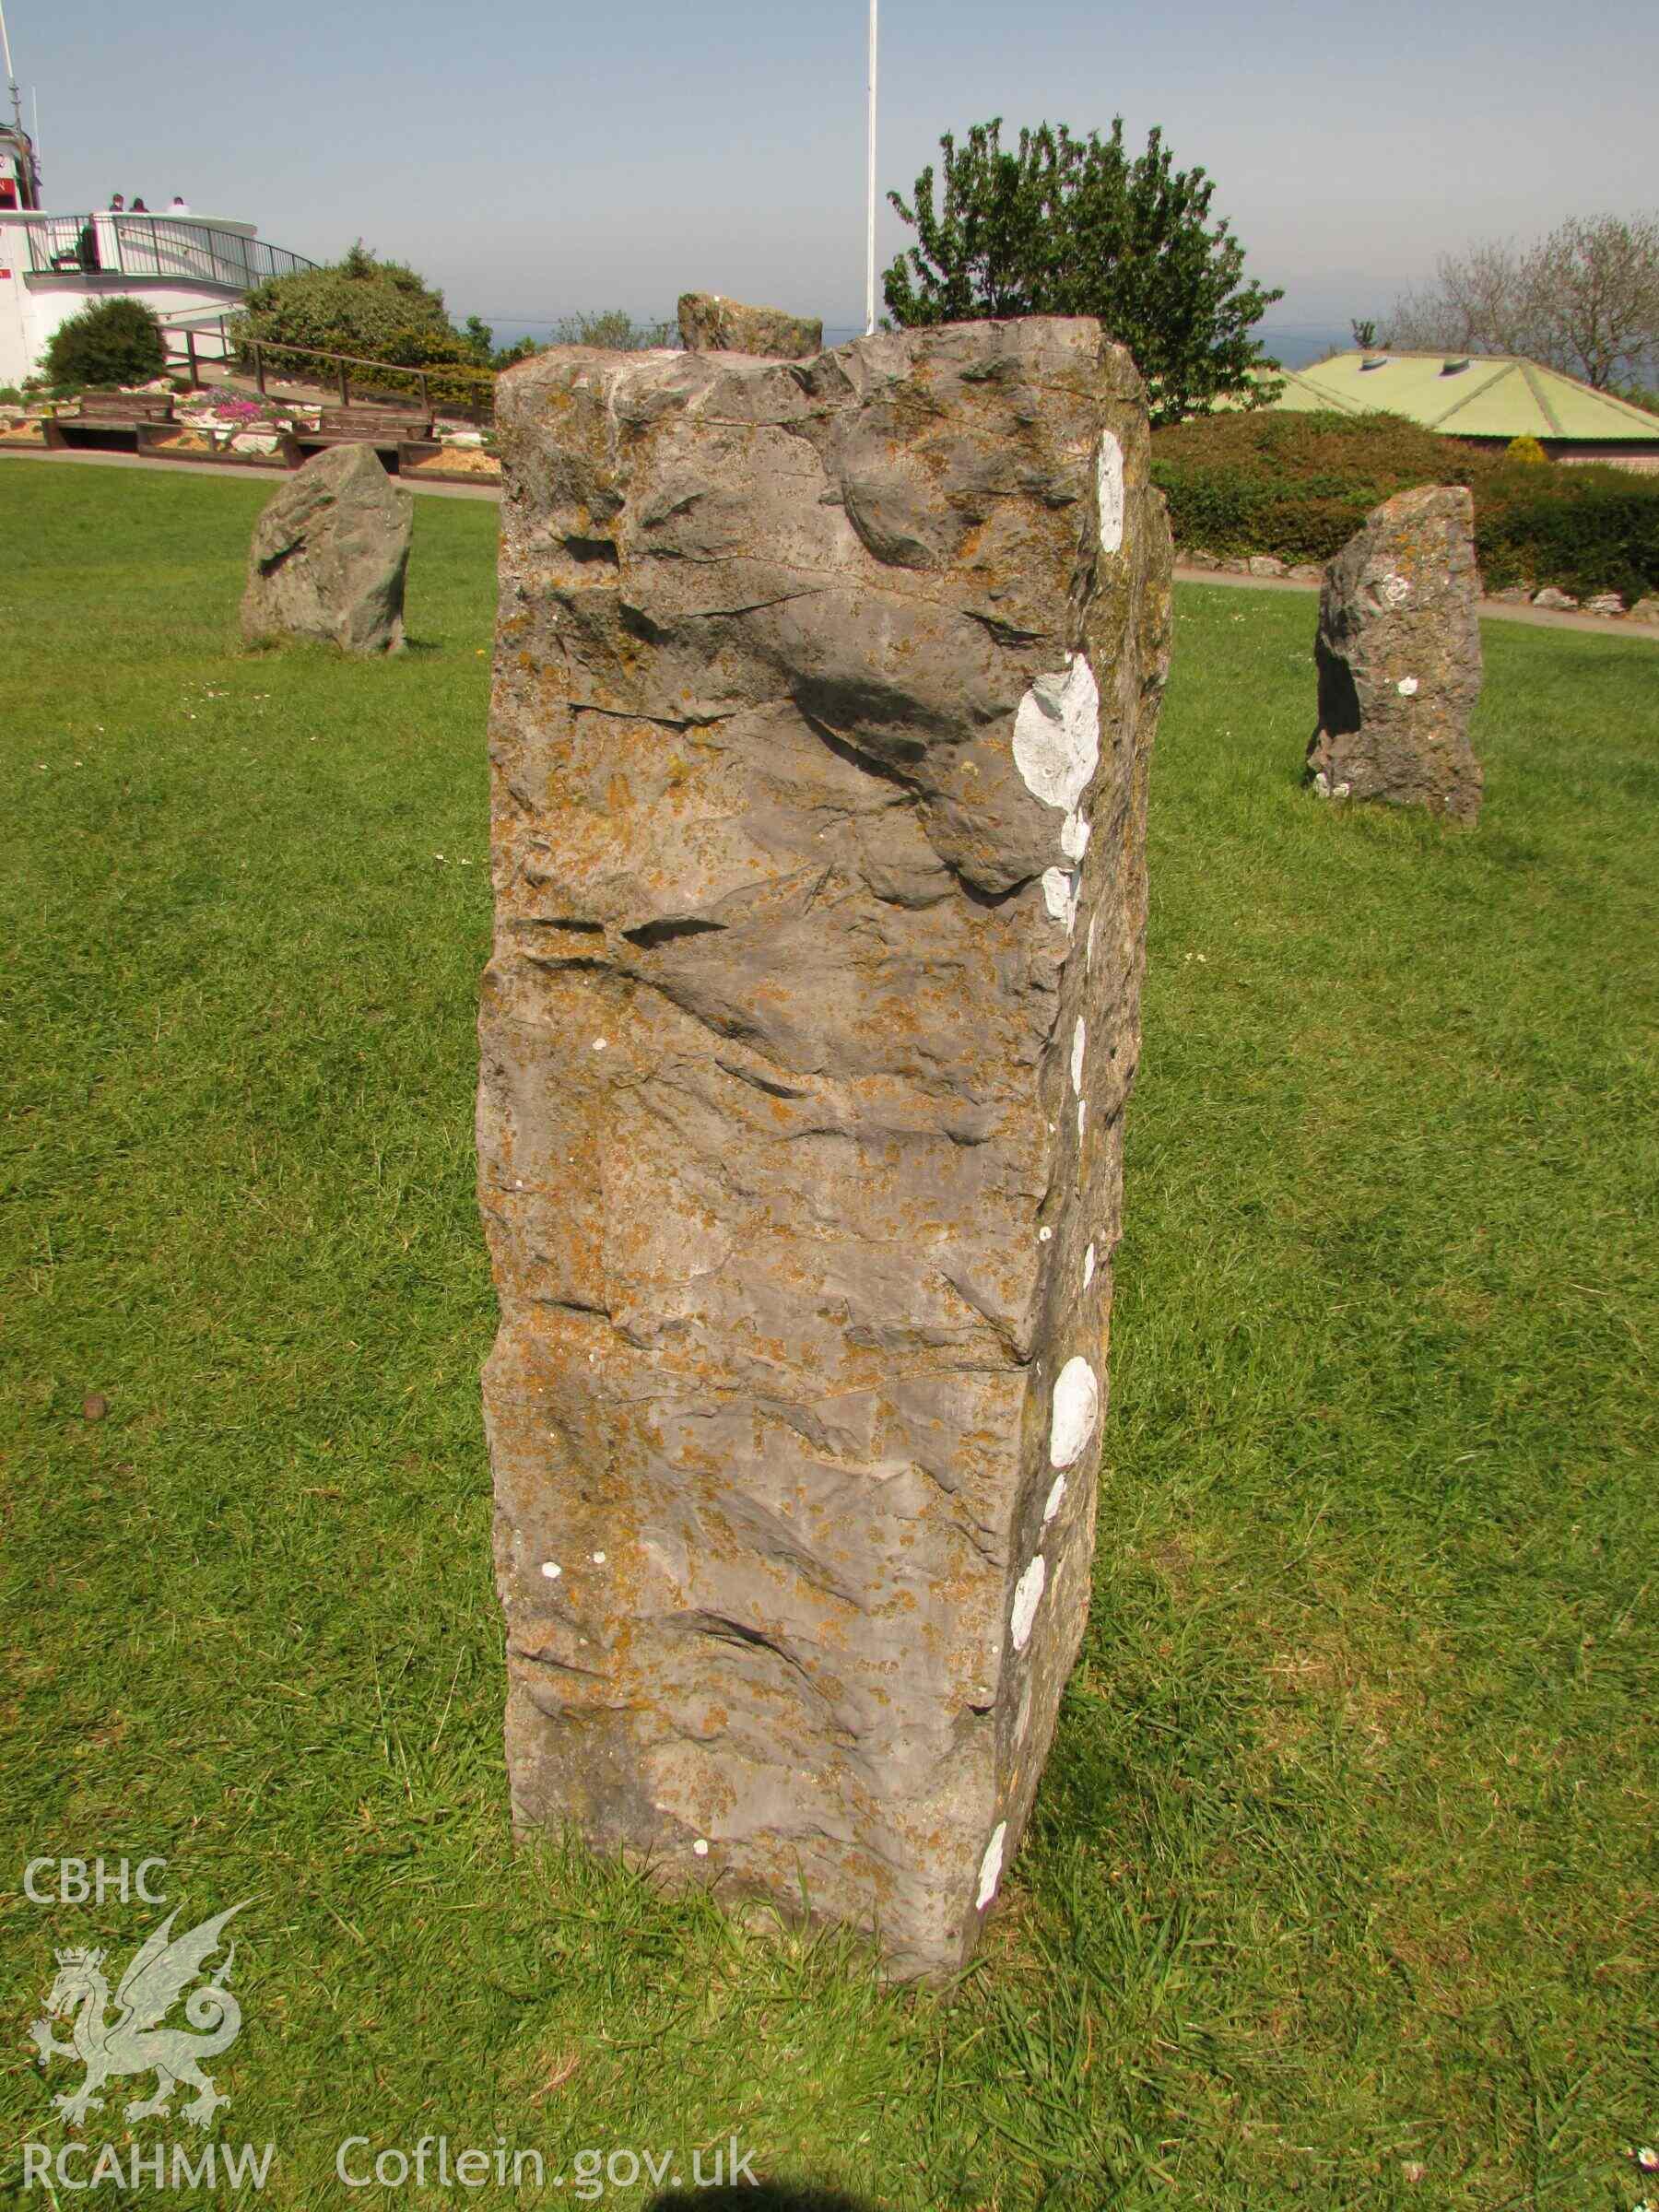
[{"left": 26, "top": 216, "right": 318, "bottom": 289}]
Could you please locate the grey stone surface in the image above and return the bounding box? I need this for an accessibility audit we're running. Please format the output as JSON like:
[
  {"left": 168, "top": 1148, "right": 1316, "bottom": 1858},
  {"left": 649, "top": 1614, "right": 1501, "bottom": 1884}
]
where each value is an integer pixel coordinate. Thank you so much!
[
  {"left": 677, "top": 291, "right": 824, "bottom": 359},
  {"left": 1532, "top": 586, "right": 1578, "bottom": 611},
  {"left": 479, "top": 320, "right": 1172, "bottom": 1978},
  {"left": 241, "top": 443, "right": 412, "bottom": 653},
  {"left": 1583, "top": 593, "right": 1626, "bottom": 617},
  {"left": 1630, "top": 595, "right": 1659, "bottom": 625},
  {"left": 1307, "top": 485, "right": 1484, "bottom": 826}
]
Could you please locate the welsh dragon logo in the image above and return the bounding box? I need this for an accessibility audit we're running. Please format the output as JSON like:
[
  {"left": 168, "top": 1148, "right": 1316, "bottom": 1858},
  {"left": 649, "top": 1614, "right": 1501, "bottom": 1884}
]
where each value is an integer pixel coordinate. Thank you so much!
[{"left": 29, "top": 1902, "right": 246, "bottom": 2131}]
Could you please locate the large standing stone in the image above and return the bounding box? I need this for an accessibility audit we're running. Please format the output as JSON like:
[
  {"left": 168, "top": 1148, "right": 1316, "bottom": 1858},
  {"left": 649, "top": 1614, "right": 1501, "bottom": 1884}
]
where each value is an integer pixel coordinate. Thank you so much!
[
  {"left": 479, "top": 320, "right": 1171, "bottom": 1978},
  {"left": 1307, "top": 485, "right": 1484, "bottom": 823},
  {"left": 677, "top": 291, "right": 823, "bottom": 359},
  {"left": 241, "top": 444, "right": 413, "bottom": 654}
]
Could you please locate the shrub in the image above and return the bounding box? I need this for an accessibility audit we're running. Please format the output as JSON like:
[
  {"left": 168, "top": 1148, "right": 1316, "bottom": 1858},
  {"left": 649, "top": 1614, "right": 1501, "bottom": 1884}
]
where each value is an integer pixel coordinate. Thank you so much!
[
  {"left": 1506, "top": 434, "right": 1548, "bottom": 465},
  {"left": 42, "top": 298, "right": 166, "bottom": 392},
  {"left": 232, "top": 242, "right": 459, "bottom": 370},
  {"left": 547, "top": 310, "right": 676, "bottom": 351},
  {"left": 1150, "top": 406, "right": 1659, "bottom": 597}
]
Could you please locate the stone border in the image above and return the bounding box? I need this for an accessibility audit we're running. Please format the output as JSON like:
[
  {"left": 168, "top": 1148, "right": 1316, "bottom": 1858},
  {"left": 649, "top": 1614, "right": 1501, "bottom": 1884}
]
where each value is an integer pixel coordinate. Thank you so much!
[{"left": 1182, "top": 550, "right": 1657, "bottom": 627}]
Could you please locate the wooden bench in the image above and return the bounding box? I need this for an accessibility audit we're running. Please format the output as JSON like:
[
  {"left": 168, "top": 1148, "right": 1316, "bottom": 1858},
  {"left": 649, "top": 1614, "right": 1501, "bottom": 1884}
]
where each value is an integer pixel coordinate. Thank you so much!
[
  {"left": 290, "top": 407, "right": 432, "bottom": 465},
  {"left": 45, "top": 392, "right": 176, "bottom": 449}
]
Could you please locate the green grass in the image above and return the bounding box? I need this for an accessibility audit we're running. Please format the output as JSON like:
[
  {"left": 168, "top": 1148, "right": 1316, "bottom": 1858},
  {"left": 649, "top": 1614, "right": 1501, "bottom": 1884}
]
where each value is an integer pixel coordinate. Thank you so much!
[{"left": 1, "top": 458, "right": 1654, "bottom": 2211}]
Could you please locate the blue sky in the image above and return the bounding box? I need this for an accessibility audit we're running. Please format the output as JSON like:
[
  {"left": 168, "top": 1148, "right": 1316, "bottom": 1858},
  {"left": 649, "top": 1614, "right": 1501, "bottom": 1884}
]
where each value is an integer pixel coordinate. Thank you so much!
[{"left": 15, "top": 0, "right": 1658, "bottom": 346}]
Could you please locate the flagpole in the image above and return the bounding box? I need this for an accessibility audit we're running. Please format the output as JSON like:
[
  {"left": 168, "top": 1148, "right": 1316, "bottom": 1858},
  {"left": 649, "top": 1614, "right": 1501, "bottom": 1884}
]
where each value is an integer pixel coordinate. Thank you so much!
[
  {"left": 865, "top": 0, "right": 877, "bottom": 335},
  {"left": 0, "top": 0, "right": 23, "bottom": 134}
]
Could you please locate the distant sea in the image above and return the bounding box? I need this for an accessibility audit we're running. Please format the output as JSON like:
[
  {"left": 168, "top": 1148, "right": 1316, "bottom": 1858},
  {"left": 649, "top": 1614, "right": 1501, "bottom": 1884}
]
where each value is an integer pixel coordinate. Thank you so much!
[
  {"left": 1253, "top": 324, "right": 1351, "bottom": 368},
  {"left": 477, "top": 318, "right": 1352, "bottom": 368}
]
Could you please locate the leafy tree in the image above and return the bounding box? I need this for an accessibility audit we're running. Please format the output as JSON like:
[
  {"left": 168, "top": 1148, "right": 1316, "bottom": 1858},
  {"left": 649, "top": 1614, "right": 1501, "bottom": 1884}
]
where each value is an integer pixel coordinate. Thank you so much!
[
  {"left": 882, "top": 117, "right": 1283, "bottom": 424},
  {"left": 1387, "top": 213, "right": 1659, "bottom": 389},
  {"left": 491, "top": 335, "right": 544, "bottom": 368},
  {"left": 43, "top": 296, "right": 167, "bottom": 391}
]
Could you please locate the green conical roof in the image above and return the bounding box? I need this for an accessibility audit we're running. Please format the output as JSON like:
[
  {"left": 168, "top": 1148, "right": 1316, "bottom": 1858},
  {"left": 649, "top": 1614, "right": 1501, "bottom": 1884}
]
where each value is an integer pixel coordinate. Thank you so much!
[{"left": 1251, "top": 352, "right": 1659, "bottom": 443}]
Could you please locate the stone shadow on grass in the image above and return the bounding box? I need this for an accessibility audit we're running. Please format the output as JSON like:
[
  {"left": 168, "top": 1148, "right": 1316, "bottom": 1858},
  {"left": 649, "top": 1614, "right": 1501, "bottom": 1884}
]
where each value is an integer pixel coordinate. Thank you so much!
[{"left": 649, "top": 2190, "right": 874, "bottom": 2212}]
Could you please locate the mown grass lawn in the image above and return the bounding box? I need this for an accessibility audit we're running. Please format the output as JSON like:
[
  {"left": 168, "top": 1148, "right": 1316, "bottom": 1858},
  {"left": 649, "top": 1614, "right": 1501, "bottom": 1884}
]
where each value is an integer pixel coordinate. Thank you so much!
[{"left": 1, "top": 457, "right": 1654, "bottom": 2212}]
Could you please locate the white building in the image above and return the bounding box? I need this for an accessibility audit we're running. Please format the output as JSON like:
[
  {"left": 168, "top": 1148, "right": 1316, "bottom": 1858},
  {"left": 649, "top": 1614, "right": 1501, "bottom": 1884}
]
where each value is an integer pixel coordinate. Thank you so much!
[{"left": 0, "top": 121, "right": 315, "bottom": 387}]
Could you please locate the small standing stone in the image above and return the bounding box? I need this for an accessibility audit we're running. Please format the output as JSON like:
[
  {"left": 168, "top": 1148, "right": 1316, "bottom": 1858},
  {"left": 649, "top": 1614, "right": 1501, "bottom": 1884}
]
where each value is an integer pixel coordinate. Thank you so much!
[
  {"left": 1532, "top": 586, "right": 1578, "bottom": 611},
  {"left": 677, "top": 292, "right": 823, "bottom": 359},
  {"left": 241, "top": 444, "right": 413, "bottom": 654},
  {"left": 1307, "top": 485, "right": 1484, "bottom": 826}
]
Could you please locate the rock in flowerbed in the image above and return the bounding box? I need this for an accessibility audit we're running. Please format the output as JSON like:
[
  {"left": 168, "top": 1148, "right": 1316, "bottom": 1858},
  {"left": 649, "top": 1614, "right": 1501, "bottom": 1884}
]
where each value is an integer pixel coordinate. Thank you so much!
[{"left": 241, "top": 444, "right": 412, "bottom": 654}]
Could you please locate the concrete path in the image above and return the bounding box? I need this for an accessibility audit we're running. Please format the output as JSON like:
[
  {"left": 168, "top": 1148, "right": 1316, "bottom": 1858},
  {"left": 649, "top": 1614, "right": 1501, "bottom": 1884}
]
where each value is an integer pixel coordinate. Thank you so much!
[
  {"left": 1175, "top": 562, "right": 1658, "bottom": 641},
  {"left": 0, "top": 445, "right": 500, "bottom": 501}
]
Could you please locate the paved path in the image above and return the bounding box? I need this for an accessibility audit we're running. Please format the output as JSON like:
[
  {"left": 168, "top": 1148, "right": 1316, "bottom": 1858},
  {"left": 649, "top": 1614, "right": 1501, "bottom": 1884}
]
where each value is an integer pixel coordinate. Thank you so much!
[
  {"left": 1175, "top": 563, "right": 1657, "bottom": 641},
  {"left": 0, "top": 445, "right": 500, "bottom": 500},
  {"left": 3, "top": 451, "right": 1653, "bottom": 633}
]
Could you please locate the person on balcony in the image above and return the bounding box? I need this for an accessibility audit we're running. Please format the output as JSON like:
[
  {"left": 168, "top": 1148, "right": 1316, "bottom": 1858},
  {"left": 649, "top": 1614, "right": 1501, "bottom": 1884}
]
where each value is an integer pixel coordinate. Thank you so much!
[
  {"left": 168, "top": 194, "right": 190, "bottom": 215},
  {"left": 108, "top": 192, "right": 125, "bottom": 211},
  {"left": 131, "top": 197, "right": 149, "bottom": 213}
]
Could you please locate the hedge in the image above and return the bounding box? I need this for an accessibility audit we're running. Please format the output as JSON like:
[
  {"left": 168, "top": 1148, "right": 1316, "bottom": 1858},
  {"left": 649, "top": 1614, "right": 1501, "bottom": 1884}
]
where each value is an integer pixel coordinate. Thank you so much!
[{"left": 1150, "top": 408, "right": 1659, "bottom": 598}]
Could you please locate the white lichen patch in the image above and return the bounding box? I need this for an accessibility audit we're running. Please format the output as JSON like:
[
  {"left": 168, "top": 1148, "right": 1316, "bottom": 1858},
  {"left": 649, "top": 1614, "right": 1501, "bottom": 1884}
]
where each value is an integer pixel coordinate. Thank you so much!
[
  {"left": 1050, "top": 1356, "right": 1100, "bottom": 1468},
  {"left": 1397, "top": 676, "right": 1418, "bottom": 696},
  {"left": 1077, "top": 1100, "right": 1087, "bottom": 1140},
  {"left": 1087, "top": 914, "right": 1097, "bottom": 971},
  {"left": 976, "top": 1820, "right": 1007, "bottom": 1909},
  {"left": 540, "top": 1561, "right": 562, "bottom": 1580},
  {"left": 1097, "top": 432, "right": 1125, "bottom": 554},
  {"left": 1010, "top": 1554, "right": 1047, "bottom": 1651},
  {"left": 1041, "top": 865, "right": 1080, "bottom": 931},
  {"left": 1083, "top": 1241, "right": 1096, "bottom": 1289},
  {"left": 1061, "top": 809, "right": 1090, "bottom": 862},
  {"left": 1378, "top": 571, "right": 1411, "bottom": 607},
  {"left": 692, "top": 1838, "right": 710, "bottom": 1857},
  {"left": 1070, "top": 1018, "right": 1086, "bottom": 1096},
  {"left": 1014, "top": 656, "right": 1100, "bottom": 817},
  {"left": 1042, "top": 1474, "right": 1066, "bottom": 1524}
]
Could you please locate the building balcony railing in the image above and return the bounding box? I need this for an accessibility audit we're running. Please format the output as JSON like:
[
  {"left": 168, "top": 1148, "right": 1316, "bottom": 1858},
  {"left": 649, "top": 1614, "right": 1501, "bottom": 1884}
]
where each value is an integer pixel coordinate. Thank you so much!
[{"left": 24, "top": 217, "right": 318, "bottom": 290}]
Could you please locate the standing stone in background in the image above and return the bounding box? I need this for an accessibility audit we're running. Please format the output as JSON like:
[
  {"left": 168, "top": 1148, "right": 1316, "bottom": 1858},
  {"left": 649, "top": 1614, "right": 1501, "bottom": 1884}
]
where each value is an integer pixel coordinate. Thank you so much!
[
  {"left": 1307, "top": 485, "right": 1484, "bottom": 823},
  {"left": 241, "top": 443, "right": 413, "bottom": 655},
  {"left": 479, "top": 320, "right": 1171, "bottom": 1978},
  {"left": 677, "top": 290, "right": 823, "bottom": 359}
]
